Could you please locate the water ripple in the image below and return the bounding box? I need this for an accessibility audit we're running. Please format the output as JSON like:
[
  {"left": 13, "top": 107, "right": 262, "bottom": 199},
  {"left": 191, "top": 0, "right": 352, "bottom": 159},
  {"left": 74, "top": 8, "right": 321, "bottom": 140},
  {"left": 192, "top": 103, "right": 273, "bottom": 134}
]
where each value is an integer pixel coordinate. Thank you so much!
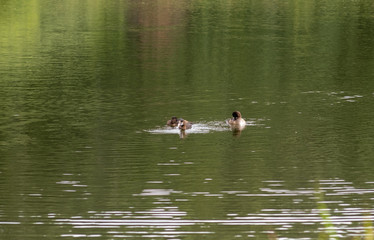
[{"left": 49, "top": 179, "right": 374, "bottom": 239}]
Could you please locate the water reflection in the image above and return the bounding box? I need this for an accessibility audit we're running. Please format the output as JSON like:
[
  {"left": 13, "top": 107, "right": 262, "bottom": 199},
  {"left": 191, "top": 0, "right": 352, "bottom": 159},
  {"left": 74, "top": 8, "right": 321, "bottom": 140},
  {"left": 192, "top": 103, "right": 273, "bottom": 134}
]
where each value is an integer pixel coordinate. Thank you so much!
[
  {"left": 230, "top": 125, "right": 246, "bottom": 137},
  {"left": 49, "top": 179, "right": 374, "bottom": 239},
  {"left": 127, "top": 0, "right": 189, "bottom": 73},
  {"left": 1, "top": 0, "right": 374, "bottom": 239}
]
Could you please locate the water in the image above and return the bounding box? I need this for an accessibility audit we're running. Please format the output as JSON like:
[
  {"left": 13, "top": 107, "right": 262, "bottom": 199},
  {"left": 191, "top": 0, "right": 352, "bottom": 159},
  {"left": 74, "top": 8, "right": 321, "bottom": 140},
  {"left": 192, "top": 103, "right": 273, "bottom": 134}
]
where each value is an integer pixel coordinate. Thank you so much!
[{"left": 1, "top": 0, "right": 374, "bottom": 239}]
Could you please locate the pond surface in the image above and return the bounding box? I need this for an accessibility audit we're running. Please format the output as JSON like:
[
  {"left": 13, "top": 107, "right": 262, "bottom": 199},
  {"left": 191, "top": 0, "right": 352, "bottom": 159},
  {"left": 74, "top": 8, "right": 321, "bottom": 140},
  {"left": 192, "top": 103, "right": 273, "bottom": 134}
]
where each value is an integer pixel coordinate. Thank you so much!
[{"left": 1, "top": 0, "right": 374, "bottom": 239}]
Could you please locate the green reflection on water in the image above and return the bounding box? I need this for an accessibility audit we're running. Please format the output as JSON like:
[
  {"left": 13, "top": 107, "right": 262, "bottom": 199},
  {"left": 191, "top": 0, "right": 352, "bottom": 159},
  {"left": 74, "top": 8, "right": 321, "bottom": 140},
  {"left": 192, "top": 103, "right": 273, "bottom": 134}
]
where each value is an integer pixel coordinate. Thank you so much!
[{"left": 1, "top": 0, "right": 374, "bottom": 239}]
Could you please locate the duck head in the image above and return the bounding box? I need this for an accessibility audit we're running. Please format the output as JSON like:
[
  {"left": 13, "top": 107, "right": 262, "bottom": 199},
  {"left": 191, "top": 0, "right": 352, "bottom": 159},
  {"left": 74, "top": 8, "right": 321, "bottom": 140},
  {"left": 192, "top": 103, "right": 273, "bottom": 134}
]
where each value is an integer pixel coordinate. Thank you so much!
[
  {"left": 170, "top": 116, "right": 178, "bottom": 125},
  {"left": 178, "top": 118, "right": 191, "bottom": 130},
  {"left": 178, "top": 119, "right": 185, "bottom": 130},
  {"left": 167, "top": 116, "right": 179, "bottom": 127},
  {"left": 232, "top": 111, "right": 242, "bottom": 120}
]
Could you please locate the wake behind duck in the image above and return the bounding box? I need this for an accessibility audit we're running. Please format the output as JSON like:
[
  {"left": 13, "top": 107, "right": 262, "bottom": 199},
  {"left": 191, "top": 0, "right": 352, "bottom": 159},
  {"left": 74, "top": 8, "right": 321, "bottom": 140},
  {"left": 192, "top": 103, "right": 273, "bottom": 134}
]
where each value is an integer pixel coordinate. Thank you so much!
[
  {"left": 147, "top": 112, "right": 256, "bottom": 137},
  {"left": 146, "top": 121, "right": 229, "bottom": 135}
]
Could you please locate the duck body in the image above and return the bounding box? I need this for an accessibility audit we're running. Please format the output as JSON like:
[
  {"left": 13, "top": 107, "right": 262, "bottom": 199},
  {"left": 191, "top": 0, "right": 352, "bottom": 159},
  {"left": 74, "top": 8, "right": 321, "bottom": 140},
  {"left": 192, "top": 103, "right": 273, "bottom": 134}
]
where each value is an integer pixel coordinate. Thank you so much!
[
  {"left": 167, "top": 116, "right": 179, "bottom": 127},
  {"left": 227, "top": 111, "right": 246, "bottom": 127},
  {"left": 178, "top": 119, "right": 192, "bottom": 130}
]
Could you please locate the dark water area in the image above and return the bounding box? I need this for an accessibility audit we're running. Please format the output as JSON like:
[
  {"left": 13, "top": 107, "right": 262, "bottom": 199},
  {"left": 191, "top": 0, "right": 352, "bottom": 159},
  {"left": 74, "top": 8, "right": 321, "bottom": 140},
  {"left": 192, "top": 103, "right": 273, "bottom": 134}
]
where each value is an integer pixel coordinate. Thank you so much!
[{"left": 1, "top": 0, "right": 374, "bottom": 239}]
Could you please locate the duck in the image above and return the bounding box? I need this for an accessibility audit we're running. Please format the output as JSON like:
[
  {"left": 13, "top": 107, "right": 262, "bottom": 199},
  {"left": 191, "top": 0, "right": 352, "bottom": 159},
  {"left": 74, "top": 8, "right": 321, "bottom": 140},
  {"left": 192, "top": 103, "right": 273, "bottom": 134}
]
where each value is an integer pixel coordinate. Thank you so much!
[
  {"left": 227, "top": 111, "right": 246, "bottom": 127},
  {"left": 166, "top": 116, "right": 179, "bottom": 127},
  {"left": 178, "top": 118, "right": 192, "bottom": 130}
]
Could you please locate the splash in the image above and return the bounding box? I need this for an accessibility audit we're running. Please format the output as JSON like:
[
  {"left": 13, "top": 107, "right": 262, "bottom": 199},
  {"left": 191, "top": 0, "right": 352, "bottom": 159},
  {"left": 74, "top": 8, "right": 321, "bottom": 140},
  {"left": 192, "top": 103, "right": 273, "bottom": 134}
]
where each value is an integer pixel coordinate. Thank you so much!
[{"left": 146, "top": 121, "right": 231, "bottom": 135}]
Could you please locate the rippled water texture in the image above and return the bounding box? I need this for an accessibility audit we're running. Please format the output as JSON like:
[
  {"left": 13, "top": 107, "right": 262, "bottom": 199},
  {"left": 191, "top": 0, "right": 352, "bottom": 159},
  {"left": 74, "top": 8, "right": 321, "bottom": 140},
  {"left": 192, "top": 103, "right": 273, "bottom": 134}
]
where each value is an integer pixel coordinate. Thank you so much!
[{"left": 1, "top": 0, "right": 374, "bottom": 239}]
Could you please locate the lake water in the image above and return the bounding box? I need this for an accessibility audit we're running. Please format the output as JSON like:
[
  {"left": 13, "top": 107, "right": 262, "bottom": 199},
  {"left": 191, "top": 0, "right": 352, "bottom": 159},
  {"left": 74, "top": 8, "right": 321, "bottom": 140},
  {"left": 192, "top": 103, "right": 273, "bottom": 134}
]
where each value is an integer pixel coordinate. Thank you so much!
[{"left": 1, "top": 0, "right": 374, "bottom": 239}]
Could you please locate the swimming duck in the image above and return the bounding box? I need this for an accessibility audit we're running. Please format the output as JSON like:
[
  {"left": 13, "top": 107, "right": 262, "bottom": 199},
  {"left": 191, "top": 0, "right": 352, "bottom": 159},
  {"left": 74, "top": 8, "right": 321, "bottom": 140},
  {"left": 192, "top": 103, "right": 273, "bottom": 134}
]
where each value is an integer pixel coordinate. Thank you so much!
[
  {"left": 227, "top": 111, "right": 246, "bottom": 127},
  {"left": 167, "top": 116, "right": 179, "bottom": 127},
  {"left": 178, "top": 118, "right": 192, "bottom": 130}
]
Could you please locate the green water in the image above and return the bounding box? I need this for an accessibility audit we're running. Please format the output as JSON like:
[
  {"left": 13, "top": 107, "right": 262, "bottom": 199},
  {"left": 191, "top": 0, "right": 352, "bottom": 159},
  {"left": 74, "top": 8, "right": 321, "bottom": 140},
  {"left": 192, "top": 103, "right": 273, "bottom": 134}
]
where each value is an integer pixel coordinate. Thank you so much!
[{"left": 1, "top": 0, "right": 374, "bottom": 239}]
